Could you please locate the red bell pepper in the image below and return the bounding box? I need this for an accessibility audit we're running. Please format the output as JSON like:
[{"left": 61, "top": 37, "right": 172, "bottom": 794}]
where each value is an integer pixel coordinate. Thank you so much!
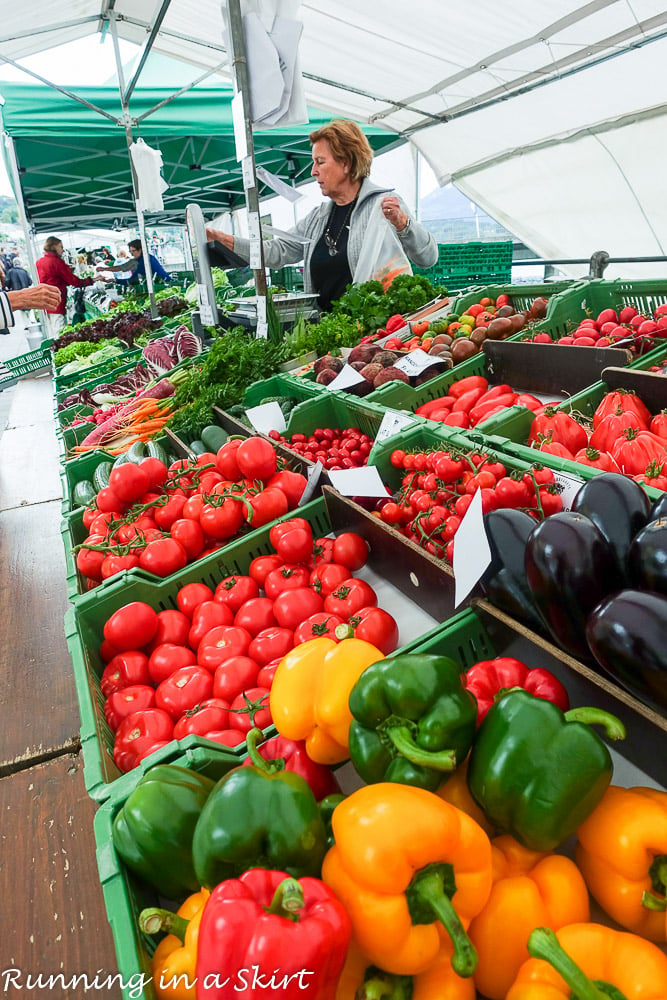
[
  {"left": 196, "top": 869, "right": 351, "bottom": 999},
  {"left": 469, "top": 393, "right": 517, "bottom": 426},
  {"left": 241, "top": 735, "right": 341, "bottom": 802},
  {"left": 385, "top": 314, "right": 407, "bottom": 334},
  {"left": 464, "top": 656, "right": 570, "bottom": 726}
]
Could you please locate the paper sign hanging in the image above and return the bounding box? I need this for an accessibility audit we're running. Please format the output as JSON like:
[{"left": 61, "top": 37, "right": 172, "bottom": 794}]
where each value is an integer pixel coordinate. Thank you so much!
[
  {"left": 453, "top": 488, "right": 492, "bottom": 608},
  {"left": 231, "top": 94, "right": 248, "bottom": 161},
  {"left": 394, "top": 349, "right": 448, "bottom": 377},
  {"left": 298, "top": 461, "right": 323, "bottom": 506},
  {"left": 244, "top": 401, "right": 286, "bottom": 435},
  {"left": 552, "top": 471, "right": 584, "bottom": 512},
  {"left": 328, "top": 466, "right": 388, "bottom": 498},
  {"left": 375, "top": 409, "right": 416, "bottom": 444},
  {"left": 326, "top": 364, "right": 366, "bottom": 392}
]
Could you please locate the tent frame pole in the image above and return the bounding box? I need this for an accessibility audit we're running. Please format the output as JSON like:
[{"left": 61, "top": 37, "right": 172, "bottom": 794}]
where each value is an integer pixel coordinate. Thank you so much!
[{"left": 1, "top": 132, "right": 37, "bottom": 283}]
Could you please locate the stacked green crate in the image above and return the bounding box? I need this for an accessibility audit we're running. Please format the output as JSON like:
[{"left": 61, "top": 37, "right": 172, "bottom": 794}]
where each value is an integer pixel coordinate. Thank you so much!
[{"left": 414, "top": 240, "right": 513, "bottom": 291}]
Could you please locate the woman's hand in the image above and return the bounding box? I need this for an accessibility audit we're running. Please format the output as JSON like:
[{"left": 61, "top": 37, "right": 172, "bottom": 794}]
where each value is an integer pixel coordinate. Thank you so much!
[
  {"left": 8, "top": 284, "right": 61, "bottom": 312},
  {"left": 205, "top": 227, "right": 235, "bottom": 252},
  {"left": 381, "top": 196, "right": 409, "bottom": 233}
]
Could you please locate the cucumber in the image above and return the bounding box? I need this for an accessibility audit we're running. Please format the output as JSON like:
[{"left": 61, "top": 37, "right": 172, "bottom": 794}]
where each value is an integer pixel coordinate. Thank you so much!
[
  {"left": 92, "top": 460, "right": 114, "bottom": 492},
  {"left": 127, "top": 441, "right": 147, "bottom": 463},
  {"left": 145, "top": 439, "right": 170, "bottom": 465},
  {"left": 189, "top": 439, "right": 207, "bottom": 456},
  {"left": 73, "top": 479, "right": 96, "bottom": 508},
  {"left": 200, "top": 425, "right": 229, "bottom": 452},
  {"left": 112, "top": 451, "right": 132, "bottom": 470}
]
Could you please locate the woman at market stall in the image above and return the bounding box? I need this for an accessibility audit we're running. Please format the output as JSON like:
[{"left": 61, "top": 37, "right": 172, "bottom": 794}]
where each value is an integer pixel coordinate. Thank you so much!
[
  {"left": 96, "top": 239, "right": 171, "bottom": 286},
  {"left": 36, "top": 237, "right": 94, "bottom": 337},
  {"left": 205, "top": 119, "right": 438, "bottom": 312}
]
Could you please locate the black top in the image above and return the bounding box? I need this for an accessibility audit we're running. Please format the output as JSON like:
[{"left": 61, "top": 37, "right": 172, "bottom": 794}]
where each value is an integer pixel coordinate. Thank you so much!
[{"left": 309, "top": 198, "right": 356, "bottom": 312}]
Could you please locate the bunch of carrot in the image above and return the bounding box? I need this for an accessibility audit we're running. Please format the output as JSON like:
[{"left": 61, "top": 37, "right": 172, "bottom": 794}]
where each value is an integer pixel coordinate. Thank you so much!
[{"left": 71, "top": 397, "right": 174, "bottom": 456}]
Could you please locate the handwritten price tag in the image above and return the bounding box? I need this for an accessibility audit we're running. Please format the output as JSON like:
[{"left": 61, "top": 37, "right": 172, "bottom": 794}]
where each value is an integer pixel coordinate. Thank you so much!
[
  {"left": 394, "top": 349, "right": 447, "bottom": 377},
  {"left": 552, "top": 471, "right": 584, "bottom": 512},
  {"left": 326, "top": 364, "right": 367, "bottom": 391},
  {"left": 244, "top": 401, "right": 286, "bottom": 435},
  {"left": 453, "top": 488, "right": 492, "bottom": 608},
  {"left": 375, "top": 409, "right": 416, "bottom": 444}
]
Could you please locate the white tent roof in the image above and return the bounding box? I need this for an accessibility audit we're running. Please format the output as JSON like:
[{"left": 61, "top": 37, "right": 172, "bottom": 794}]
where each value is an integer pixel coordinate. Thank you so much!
[{"left": 2, "top": 1, "right": 667, "bottom": 277}]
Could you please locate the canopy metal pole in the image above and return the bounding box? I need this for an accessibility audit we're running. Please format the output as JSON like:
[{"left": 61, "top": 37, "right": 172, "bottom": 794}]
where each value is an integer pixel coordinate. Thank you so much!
[
  {"left": 225, "top": 0, "right": 268, "bottom": 336},
  {"left": 2, "top": 131, "right": 37, "bottom": 281}
]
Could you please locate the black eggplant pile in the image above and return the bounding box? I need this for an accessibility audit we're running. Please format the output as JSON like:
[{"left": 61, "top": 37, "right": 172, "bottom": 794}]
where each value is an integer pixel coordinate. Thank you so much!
[{"left": 481, "top": 473, "right": 667, "bottom": 716}]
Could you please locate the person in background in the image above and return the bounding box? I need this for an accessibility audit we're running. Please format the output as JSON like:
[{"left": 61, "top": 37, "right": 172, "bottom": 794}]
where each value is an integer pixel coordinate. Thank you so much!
[
  {"left": 4, "top": 257, "right": 32, "bottom": 291},
  {"left": 205, "top": 118, "right": 438, "bottom": 312},
  {"left": 97, "top": 238, "right": 171, "bottom": 285},
  {"left": 36, "top": 236, "right": 94, "bottom": 336}
]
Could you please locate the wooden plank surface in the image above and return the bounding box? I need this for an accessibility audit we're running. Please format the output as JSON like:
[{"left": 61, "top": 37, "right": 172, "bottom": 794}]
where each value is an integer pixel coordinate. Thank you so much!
[
  {"left": 0, "top": 754, "right": 122, "bottom": 999},
  {"left": 0, "top": 499, "right": 81, "bottom": 769}
]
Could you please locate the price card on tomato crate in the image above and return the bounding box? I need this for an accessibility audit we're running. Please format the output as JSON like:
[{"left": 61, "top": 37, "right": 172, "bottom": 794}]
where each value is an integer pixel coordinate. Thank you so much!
[
  {"left": 326, "top": 364, "right": 367, "bottom": 392},
  {"left": 328, "top": 466, "right": 388, "bottom": 498},
  {"left": 394, "top": 349, "right": 448, "bottom": 377},
  {"left": 298, "top": 461, "right": 323, "bottom": 506},
  {"left": 552, "top": 471, "right": 584, "bottom": 512},
  {"left": 453, "top": 488, "right": 492, "bottom": 608},
  {"left": 375, "top": 409, "right": 416, "bottom": 444},
  {"left": 244, "top": 401, "right": 286, "bottom": 435}
]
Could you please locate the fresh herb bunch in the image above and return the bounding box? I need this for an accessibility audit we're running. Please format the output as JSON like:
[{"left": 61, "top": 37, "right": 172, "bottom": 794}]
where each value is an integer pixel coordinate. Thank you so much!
[
  {"left": 332, "top": 274, "right": 443, "bottom": 333},
  {"left": 168, "top": 328, "right": 288, "bottom": 439},
  {"left": 284, "top": 311, "right": 361, "bottom": 359},
  {"left": 54, "top": 340, "right": 102, "bottom": 367}
]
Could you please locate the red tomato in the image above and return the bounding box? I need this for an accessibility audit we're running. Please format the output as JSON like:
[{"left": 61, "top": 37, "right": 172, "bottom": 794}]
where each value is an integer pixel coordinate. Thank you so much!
[
  {"left": 188, "top": 601, "right": 235, "bottom": 651},
  {"left": 76, "top": 544, "right": 106, "bottom": 582},
  {"left": 197, "top": 626, "right": 253, "bottom": 671},
  {"left": 528, "top": 409, "right": 588, "bottom": 454},
  {"left": 139, "top": 538, "right": 188, "bottom": 578},
  {"left": 247, "top": 627, "right": 295, "bottom": 666},
  {"left": 650, "top": 411, "right": 667, "bottom": 440},
  {"left": 236, "top": 437, "right": 278, "bottom": 481},
  {"left": 176, "top": 581, "right": 214, "bottom": 619},
  {"left": 167, "top": 519, "right": 204, "bottom": 560},
  {"left": 153, "top": 495, "right": 187, "bottom": 531},
  {"left": 309, "top": 563, "right": 351, "bottom": 597},
  {"left": 214, "top": 575, "right": 260, "bottom": 613},
  {"left": 613, "top": 428, "right": 667, "bottom": 476},
  {"left": 100, "top": 638, "right": 120, "bottom": 663},
  {"left": 272, "top": 587, "right": 324, "bottom": 631},
  {"left": 113, "top": 708, "right": 174, "bottom": 773},
  {"left": 155, "top": 665, "right": 214, "bottom": 720},
  {"left": 312, "top": 537, "right": 335, "bottom": 565},
  {"left": 269, "top": 519, "right": 314, "bottom": 562},
  {"left": 82, "top": 505, "right": 98, "bottom": 530},
  {"left": 244, "top": 487, "right": 289, "bottom": 529},
  {"left": 109, "top": 463, "right": 150, "bottom": 503},
  {"left": 96, "top": 486, "right": 126, "bottom": 515},
  {"left": 204, "top": 729, "right": 246, "bottom": 749},
  {"left": 213, "top": 655, "right": 260, "bottom": 702},
  {"left": 265, "top": 470, "right": 307, "bottom": 507},
  {"left": 173, "top": 698, "right": 231, "bottom": 739},
  {"left": 332, "top": 532, "right": 369, "bottom": 571},
  {"left": 199, "top": 497, "right": 244, "bottom": 540},
  {"left": 104, "top": 602, "right": 158, "bottom": 651},
  {"left": 264, "top": 565, "right": 311, "bottom": 600},
  {"left": 100, "top": 553, "right": 141, "bottom": 579},
  {"left": 233, "top": 597, "right": 278, "bottom": 636},
  {"left": 139, "top": 457, "right": 168, "bottom": 490},
  {"left": 215, "top": 440, "right": 243, "bottom": 479},
  {"left": 101, "top": 651, "right": 151, "bottom": 697},
  {"left": 228, "top": 686, "right": 272, "bottom": 734},
  {"left": 339, "top": 607, "right": 399, "bottom": 654},
  {"left": 324, "top": 578, "right": 378, "bottom": 619},
  {"left": 104, "top": 685, "right": 156, "bottom": 731},
  {"left": 257, "top": 661, "right": 281, "bottom": 687},
  {"left": 248, "top": 554, "right": 284, "bottom": 587},
  {"left": 293, "top": 612, "right": 345, "bottom": 646},
  {"left": 147, "top": 609, "right": 192, "bottom": 650},
  {"left": 148, "top": 643, "right": 197, "bottom": 685},
  {"left": 573, "top": 447, "right": 620, "bottom": 472}
]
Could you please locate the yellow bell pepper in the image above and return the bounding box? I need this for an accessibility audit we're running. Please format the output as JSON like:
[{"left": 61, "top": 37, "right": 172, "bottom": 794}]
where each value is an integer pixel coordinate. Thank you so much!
[
  {"left": 468, "top": 835, "right": 590, "bottom": 999},
  {"left": 322, "top": 782, "right": 492, "bottom": 978},
  {"left": 142, "top": 888, "right": 210, "bottom": 999},
  {"left": 269, "top": 637, "right": 384, "bottom": 764},
  {"left": 506, "top": 923, "right": 667, "bottom": 999},
  {"left": 575, "top": 784, "right": 667, "bottom": 941},
  {"left": 436, "top": 755, "right": 495, "bottom": 837},
  {"left": 336, "top": 939, "right": 475, "bottom": 999}
]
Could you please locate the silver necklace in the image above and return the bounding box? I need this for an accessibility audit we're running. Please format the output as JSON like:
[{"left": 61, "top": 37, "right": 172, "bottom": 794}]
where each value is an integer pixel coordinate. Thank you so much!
[{"left": 324, "top": 197, "right": 357, "bottom": 257}]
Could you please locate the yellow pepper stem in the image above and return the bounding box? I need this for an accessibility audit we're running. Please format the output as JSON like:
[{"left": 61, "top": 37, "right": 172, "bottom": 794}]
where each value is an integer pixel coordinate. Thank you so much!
[
  {"left": 527, "top": 928, "right": 628, "bottom": 1000},
  {"left": 406, "top": 863, "right": 477, "bottom": 978},
  {"left": 139, "top": 907, "right": 189, "bottom": 943},
  {"left": 386, "top": 726, "right": 457, "bottom": 772},
  {"left": 264, "top": 876, "right": 304, "bottom": 923}
]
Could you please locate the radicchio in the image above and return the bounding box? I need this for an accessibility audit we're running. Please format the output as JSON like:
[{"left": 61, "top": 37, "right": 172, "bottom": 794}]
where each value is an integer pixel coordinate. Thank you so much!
[
  {"left": 142, "top": 337, "right": 176, "bottom": 378},
  {"left": 172, "top": 325, "right": 203, "bottom": 362}
]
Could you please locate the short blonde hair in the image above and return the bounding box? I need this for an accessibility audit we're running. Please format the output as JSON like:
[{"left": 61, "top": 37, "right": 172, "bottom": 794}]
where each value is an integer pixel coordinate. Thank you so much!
[
  {"left": 309, "top": 119, "right": 373, "bottom": 182},
  {"left": 44, "top": 236, "right": 62, "bottom": 252}
]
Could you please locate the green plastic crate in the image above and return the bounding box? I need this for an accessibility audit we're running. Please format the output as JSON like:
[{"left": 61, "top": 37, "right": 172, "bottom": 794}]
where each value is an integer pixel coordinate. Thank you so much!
[
  {"left": 242, "top": 372, "right": 323, "bottom": 407},
  {"left": 450, "top": 280, "right": 575, "bottom": 318},
  {"left": 63, "top": 496, "right": 331, "bottom": 801},
  {"left": 54, "top": 348, "right": 142, "bottom": 391},
  {"left": 93, "top": 743, "right": 243, "bottom": 1000},
  {"left": 282, "top": 392, "right": 387, "bottom": 440},
  {"left": 414, "top": 241, "right": 513, "bottom": 288},
  {"left": 55, "top": 355, "right": 142, "bottom": 407},
  {"left": 366, "top": 352, "right": 488, "bottom": 410}
]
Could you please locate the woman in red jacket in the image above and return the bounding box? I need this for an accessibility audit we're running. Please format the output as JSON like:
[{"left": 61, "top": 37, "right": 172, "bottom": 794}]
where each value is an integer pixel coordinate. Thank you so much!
[{"left": 35, "top": 236, "right": 93, "bottom": 337}]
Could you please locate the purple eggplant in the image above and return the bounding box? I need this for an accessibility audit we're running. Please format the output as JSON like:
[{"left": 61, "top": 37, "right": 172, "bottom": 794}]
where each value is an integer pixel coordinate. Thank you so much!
[
  {"left": 524, "top": 511, "right": 624, "bottom": 659},
  {"left": 480, "top": 508, "right": 544, "bottom": 629},
  {"left": 628, "top": 518, "right": 667, "bottom": 595},
  {"left": 586, "top": 589, "right": 667, "bottom": 715},
  {"left": 571, "top": 472, "right": 650, "bottom": 579}
]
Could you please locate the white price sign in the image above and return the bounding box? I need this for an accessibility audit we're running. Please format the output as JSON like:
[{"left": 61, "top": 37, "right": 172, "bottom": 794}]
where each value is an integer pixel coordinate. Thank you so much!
[
  {"left": 328, "top": 466, "right": 388, "bottom": 498},
  {"left": 375, "top": 409, "right": 416, "bottom": 444},
  {"left": 244, "top": 401, "right": 286, "bottom": 435},
  {"left": 326, "top": 364, "right": 366, "bottom": 392},
  {"left": 197, "top": 284, "right": 215, "bottom": 325},
  {"left": 298, "top": 461, "right": 323, "bottom": 506},
  {"left": 552, "top": 471, "right": 584, "bottom": 512},
  {"left": 452, "top": 488, "right": 492, "bottom": 608},
  {"left": 394, "top": 349, "right": 447, "bottom": 377}
]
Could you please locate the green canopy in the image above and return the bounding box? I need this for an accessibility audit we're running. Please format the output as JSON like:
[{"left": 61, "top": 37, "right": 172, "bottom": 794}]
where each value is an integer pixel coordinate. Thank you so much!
[{"left": 0, "top": 81, "right": 401, "bottom": 230}]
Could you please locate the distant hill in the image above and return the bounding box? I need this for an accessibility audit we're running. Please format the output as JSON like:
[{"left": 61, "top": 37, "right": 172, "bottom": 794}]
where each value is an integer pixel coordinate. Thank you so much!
[{"left": 0, "top": 195, "right": 16, "bottom": 212}]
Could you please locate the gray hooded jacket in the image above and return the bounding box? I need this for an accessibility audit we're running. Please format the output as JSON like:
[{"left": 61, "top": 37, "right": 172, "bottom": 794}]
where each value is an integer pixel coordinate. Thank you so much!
[{"left": 233, "top": 178, "right": 438, "bottom": 293}]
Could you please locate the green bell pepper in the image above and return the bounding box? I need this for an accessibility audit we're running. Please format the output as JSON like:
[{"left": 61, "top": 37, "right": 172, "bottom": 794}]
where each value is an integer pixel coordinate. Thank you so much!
[
  {"left": 466, "top": 689, "right": 626, "bottom": 852},
  {"left": 347, "top": 653, "right": 478, "bottom": 792},
  {"left": 192, "top": 728, "right": 328, "bottom": 888},
  {"left": 112, "top": 764, "right": 215, "bottom": 898}
]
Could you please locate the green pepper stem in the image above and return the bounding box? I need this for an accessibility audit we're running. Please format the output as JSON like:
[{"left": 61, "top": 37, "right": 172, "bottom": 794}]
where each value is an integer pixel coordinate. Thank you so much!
[
  {"left": 527, "top": 928, "right": 626, "bottom": 1000},
  {"left": 651, "top": 857, "right": 667, "bottom": 896},
  {"left": 265, "top": 877, "right": 304, "bottom": 922},
  {"left": 139, "top": 907, "right": 188, "bottom": 942},
  {"left": 408, "top": 868, "right": 477, "bottom": 978},
  {"left": 244, "top": 727, "right": 281, "bottom": 774},
  {"left": 642, "top": 890, "right": 667, "bottom": 912},
  {"left": 356, "top": 973, "right": 413, "bottom": 999},
  {"left": 563, "top": 707, "right": 626, "bottom": 741},
  {"left": 387, "top": 726, "right": 457, "bottom": 773}
]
